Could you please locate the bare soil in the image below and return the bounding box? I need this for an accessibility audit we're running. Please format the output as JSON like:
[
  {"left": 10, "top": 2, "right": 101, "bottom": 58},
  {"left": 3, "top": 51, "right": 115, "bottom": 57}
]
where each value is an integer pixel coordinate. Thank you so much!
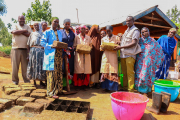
[{"left": 0, "top": 57, "right": 180, "bottom": 120}]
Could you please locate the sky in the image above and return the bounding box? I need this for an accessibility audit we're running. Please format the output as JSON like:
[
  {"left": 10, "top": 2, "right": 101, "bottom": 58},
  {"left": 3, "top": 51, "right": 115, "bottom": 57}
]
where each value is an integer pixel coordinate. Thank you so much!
[{"left": 0, "top": 0, "right": 180, "bottom": 28}]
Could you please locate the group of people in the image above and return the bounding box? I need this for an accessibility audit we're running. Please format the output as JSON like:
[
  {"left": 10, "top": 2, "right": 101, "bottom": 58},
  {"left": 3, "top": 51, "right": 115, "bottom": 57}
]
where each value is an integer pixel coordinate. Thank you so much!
[{"left": 11, "top": 15, "right": 177, "bottom": 98}]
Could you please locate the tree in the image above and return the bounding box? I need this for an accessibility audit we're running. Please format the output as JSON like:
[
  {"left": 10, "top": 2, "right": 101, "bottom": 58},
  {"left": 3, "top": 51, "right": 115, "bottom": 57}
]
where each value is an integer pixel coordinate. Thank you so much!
[
  {"left": 0, "top": 0, "right": 7, "bottom": 16},
  {"left": 22, "top": 0, "right": 52, "bottom": 24},
  {"left": 166, "top": 5, "right": 180, "bottom": 35},
  {"left": 0, "top": 18, "right": 12, "bottom": 46}
]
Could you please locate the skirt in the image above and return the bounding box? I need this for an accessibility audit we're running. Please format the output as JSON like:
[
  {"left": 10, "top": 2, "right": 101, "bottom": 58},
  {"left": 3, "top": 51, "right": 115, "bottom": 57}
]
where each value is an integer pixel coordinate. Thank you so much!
[
  {"left": 100, "top": 73, "right": 119, "bottom": 91},
  {"left": 27, "top": 47, "right": 46, "bottom": 81},
  {"left": 47, "top": 49, "right": 63, "bottom": 97},
  {"left": 73, "top": 74, "right": 90, "bottom": 86}
]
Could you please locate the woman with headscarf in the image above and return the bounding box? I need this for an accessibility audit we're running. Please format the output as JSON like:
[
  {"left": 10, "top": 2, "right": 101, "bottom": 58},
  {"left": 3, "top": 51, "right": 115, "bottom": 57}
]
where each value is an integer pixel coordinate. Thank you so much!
[
  {"left": 156, "top": 28, "right": 177, "bottom": 79},
  {"left": 73, "top": 25, "right": 92, "bottom": 90},
  {"left": 135, "top": 27, "right": 164, "bottom": 96},
  {"left": 27, "top": 22, "right": 46, "bottom": 86},
  {"left": 87, "top": 25, "right": 101, "bottom": 88},
  {"left": 41, "top": 17, "right": 63, "bottom": 98},
  {"left": 60, "top": 19, "right": 75, "bottom": 79},
  {"left": 75, "top": 26, "right": 80, "bottom": 35},
  {"left": 85, "top": 25, "right": 91, "bottom": 35},
  {"left": 100, "top": 25, "right": 119, "bottom": 92},
  {"left": 41, "top": 22, "right": 48, "bottom": 32}
]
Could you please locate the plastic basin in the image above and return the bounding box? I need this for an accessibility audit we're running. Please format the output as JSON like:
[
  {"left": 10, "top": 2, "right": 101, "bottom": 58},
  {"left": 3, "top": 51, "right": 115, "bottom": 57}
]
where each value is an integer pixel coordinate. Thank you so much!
[
  {"left": 110, "top": 92, "right": 149, "bottom": 120},
  {"left": 154, "top": 80, "right": 180, "bottom": 102},
  {"left": 154, "top": 80, "right": 180, "bottom": 87}
]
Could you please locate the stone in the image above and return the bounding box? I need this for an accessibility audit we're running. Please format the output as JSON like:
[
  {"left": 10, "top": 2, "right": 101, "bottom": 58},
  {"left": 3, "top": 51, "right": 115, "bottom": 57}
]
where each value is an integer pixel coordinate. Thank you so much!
[
  {"left": 0, "top": 104, "right": 4, "bottom": 112},
  {"left": 19, "top": 84, "right": 35, "bottom": 87},
  {"left": 35, "top": 99, "right": 51, "bottom": 109},
  {"left": 2, "top": 84, "right": 19, "bottom": 91},
  {"left": 52, "top": 41, "right": 68, "bottom": 49},
  {"left": 0, "top": 98, "right": 12, "bottom": 109},
  {"left": 1, "top": 95, "right": 19, "bottom": 105},
  {"left": 21, "top": 87, "right": 36, "bottom": 92},
  {"left": 4, "top": 87, "right": 21, "bottom": 95},
  {"left": 23, "top": 102, "right": 44, "bottom": 114},
  {"left": 19, "top": 83, "right": 33, "bottom": 85},
  {"left": 11, "top": 91, "right": 31, "bottom": 97},
  {"left": 16, "top": 97, "right": 35, "bottom": 106},
  {"left": 32, "top": 89, "right": 46, "bottom": 93},
  {"left": 30, "top": 92, "right": 46, "bottom": 99}
]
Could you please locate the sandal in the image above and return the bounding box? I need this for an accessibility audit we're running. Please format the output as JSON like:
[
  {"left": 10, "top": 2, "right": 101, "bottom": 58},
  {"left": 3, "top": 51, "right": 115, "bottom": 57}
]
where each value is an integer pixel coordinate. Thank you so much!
[{"left": 52, "top": 95, "right": 59, "bottom": 99}]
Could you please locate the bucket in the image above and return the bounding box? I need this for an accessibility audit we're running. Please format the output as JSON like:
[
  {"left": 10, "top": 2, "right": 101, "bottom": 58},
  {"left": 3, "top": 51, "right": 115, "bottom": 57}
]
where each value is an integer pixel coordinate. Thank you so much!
[
  {"left": 110, "top": 92, "right": 149, "bottom": 120},
  {"left": 154, "top": 80, "right": 180, "bottom": 102}
]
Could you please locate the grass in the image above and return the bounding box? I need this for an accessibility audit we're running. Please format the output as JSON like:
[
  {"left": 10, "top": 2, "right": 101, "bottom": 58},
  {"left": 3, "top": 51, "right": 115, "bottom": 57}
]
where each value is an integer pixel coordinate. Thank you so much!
[{"left": 0, "top": 46, "right": 12, "bottom": 55}]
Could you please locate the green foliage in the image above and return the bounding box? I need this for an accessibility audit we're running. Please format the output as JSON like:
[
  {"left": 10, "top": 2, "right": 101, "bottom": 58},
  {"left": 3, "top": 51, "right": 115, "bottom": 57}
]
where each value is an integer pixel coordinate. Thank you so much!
[
  {"left": 166, "top": 5, "right": 180, "bottom": 23},
  {"left": 0, "top": 18, "right": 12, "bottom": 46},
  {"left": 22, "top": 0, "right": 52, "bottom": 24},
  {"left": 0, "top": 46, "right": 11, "bottom": 55},
  {"left": 166, "top": 5, "right": 180, "bottom": 35},
  {"left": 172, "top": 20, "right": 180, "bottom": 35},
  {"left": 0, "top": 0, "right": 7, "bottom": 16},
  {"left": 7, "top": 23, "right": 12, "bottom": 30},
  {"left": 11, "top": 18, "right": 18, "bottom": 23}
]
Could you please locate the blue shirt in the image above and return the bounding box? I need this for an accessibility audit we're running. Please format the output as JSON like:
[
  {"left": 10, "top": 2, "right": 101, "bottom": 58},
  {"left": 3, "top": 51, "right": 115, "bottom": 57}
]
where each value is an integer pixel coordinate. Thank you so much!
[
  {"left": 41, "top": 28, "right": 62, "bottom": 70},
  {"left": 60, "top": 29, "right": 75, "bottom": 47}
]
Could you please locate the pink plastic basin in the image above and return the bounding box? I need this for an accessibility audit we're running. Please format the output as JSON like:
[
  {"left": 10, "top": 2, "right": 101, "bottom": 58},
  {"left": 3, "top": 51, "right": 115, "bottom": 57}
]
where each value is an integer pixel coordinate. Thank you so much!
[{"left": 110, "top": 92, "right": 149, "bottom": 120}]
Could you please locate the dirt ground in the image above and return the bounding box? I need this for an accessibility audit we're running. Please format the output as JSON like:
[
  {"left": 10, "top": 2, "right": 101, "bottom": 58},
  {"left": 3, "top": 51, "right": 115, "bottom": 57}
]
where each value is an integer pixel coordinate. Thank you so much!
[{"left": 0, "top": 57, "right": 180, "bottom": 120}]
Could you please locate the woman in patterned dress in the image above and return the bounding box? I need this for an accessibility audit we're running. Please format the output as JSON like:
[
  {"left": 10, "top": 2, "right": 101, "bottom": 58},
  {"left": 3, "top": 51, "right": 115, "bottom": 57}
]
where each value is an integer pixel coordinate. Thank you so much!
[
  {"left": 135, "top": 27, "right": 164, "bottom": 96},
  {"left": 27, "top": 22, "right": 46, "bottom": 86},
  {"left": 41, "top": 17, "right": 63, "bottom": 98}
]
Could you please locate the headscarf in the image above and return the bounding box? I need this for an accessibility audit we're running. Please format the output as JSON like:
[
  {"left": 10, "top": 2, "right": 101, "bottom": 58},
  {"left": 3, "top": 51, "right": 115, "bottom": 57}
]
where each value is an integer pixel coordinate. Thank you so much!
[
  {"left": 141, "top": 27, "right": 150, "bottom": 40},
  {"left": 33, "top": 22, "right": 42, "bottom": 34},
  {"left": 51, "top": 17, "right": 59, "bottom": 25},
  {"left": 75, "top": 25, "right": 80, "bottom": 35},
  {"left": 86, "top": 25, "right": 91, "bottom": 30},
  {"left": 88, "top": 24, "right": 99, "bottom": 37},
  {"left": 80, "top": 24, "right": 86, "bottom": 29},
  {"left": 117, "top": 33, "right": 123, "bottom": 36},
  {"left": 169, "top": 28, "right": 177, "bottom": 32},
  {"left": 106, "top": 25, "right": 113, "bottom": 31},
  {"left": 41, "top": 21, "right": 47, "bottom": 26},
  {"left": 139, "top": 27, "right": 153, "bottom": 46},
  {"left": 63, "top": 19, "right": 71, "bottom": 24}
]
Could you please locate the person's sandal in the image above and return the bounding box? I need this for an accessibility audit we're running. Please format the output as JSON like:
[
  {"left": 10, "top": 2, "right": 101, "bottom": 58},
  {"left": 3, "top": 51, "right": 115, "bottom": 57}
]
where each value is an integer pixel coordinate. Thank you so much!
[{"left": 52, "top": 95, "right": 59, "bottom": 99}]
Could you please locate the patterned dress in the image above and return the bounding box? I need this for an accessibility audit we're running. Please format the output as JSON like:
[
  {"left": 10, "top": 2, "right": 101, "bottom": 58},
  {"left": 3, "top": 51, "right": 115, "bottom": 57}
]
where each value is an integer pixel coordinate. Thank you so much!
[
  {"left": 46, "top": 31, "right": 63, "bottom": 97},
  {"left": 155, "top": 35, "right": 177, "bottom": 79},
  {"left": 135, "top": 36, "right": 164, "bottom": 93},
  {"left": 27, "top": 31, "right": 46, "bottom": 81}
]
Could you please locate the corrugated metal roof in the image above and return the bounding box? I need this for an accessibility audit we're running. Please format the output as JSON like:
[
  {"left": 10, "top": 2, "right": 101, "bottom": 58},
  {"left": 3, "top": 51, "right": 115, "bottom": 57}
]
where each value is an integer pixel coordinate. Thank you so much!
[{"left": 99, "top": 5, "right": 158, "bottom": 28}]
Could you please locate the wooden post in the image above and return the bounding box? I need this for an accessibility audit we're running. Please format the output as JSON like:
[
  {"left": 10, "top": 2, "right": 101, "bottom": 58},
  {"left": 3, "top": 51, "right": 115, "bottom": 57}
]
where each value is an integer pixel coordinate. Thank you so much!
[{"left": 64, "top": 55, "right": 70, "bottom": 92}]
